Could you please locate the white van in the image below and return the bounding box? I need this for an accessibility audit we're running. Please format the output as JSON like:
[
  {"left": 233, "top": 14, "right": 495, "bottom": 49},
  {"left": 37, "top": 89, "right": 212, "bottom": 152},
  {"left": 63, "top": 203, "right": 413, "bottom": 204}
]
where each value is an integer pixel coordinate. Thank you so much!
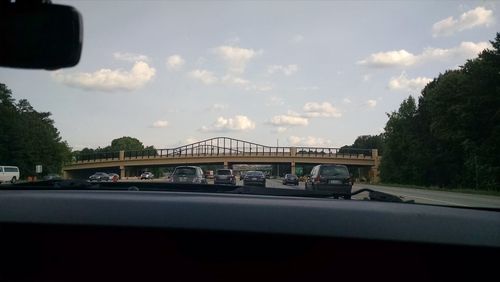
[{"left": 0, "top": 166, "right": 20, "bottom": 183}]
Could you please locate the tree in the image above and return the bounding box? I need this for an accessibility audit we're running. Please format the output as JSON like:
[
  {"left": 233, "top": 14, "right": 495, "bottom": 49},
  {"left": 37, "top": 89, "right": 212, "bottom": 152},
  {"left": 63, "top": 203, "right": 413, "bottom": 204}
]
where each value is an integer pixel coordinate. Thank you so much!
[
  {"left": 379, "top": 33, "right": 500, "bottom": 190},
  {"left": 0, "top": 83, "right": 72, "bottom": 177},
  {"left": 110, "top": 137, "right": 144, "bottom": 151}
]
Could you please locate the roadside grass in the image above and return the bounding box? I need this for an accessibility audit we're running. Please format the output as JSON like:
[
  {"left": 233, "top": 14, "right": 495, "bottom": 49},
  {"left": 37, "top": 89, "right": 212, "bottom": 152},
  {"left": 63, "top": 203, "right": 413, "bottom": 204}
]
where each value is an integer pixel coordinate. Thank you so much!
[{"left": 361, "top": 182, "right": 500, "bottom": 197}]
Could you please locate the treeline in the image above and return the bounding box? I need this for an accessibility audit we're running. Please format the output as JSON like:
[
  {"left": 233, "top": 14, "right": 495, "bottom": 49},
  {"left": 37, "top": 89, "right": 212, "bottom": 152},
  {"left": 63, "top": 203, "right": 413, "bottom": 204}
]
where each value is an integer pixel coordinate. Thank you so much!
[
  {"left": 0, "top": 84, "right": 72, "bottom": 177},
  {"left": 74, "top": 136, "right": 156, "bottom": 156},
  {"left": 348, "top": 33, "right": 500, "bottom": 191}
]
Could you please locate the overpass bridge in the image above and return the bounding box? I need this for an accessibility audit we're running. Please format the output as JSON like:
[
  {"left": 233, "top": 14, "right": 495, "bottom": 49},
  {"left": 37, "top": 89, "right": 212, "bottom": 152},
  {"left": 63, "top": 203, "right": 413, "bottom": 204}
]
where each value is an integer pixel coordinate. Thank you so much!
[{"left": 63, "top": 137, "right": 380, "bottom": 182}]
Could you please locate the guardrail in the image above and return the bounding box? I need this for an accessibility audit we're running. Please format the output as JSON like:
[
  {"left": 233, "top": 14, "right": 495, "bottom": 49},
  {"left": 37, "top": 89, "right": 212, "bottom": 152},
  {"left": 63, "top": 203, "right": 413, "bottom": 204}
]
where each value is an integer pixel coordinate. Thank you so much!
[{"left": 72, "top": 147, "right": 373, "bottom": 163}]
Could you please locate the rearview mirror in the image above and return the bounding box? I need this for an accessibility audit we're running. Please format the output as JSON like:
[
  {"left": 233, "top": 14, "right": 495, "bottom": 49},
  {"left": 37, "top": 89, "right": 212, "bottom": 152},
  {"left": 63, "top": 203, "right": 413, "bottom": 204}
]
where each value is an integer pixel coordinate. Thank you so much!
[{"left": 0, "top": 2, "right": 83, "bottom": 70}]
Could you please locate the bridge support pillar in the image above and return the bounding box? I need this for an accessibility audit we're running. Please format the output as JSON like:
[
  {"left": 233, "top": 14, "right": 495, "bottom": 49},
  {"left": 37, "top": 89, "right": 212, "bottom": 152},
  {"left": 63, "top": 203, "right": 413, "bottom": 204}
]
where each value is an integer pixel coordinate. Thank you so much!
[
  {"left": 291, "top": 161, "right": 296, "bottom": 176},
  {"left": 223, "top": 161, "right": 229, "bottom": 169},
  {"left": 370, "top": 149, "right": 380, "bottom": 184},
  {"left": 120, "top": 165, "right": 125, "bottom": 180}
]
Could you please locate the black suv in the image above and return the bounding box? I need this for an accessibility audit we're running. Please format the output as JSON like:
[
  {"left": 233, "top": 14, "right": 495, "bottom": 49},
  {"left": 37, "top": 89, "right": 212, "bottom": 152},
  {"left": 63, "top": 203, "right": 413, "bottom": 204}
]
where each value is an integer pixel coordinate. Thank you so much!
[
  {"left": 214, "top": 169, "right": 236, "bottom": 185},
  {"left": 305, "top": 164, "right": 352, "bottom": 199}
]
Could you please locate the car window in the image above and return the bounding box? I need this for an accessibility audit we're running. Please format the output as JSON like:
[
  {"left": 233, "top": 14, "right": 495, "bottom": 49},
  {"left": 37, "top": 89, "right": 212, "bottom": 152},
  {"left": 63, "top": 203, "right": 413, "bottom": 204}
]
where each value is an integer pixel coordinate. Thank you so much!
[
  {"left": 174, "top": 168, "right": 196, "bottom": 176},
  {"left": 217, "top": 170, "right": 231, "bottom": 175},
  {"left": 320, "top": 166, "right": 349, "bottom": 177},
  {"left": 4, "top": 167, "right": 18, "bottom": 172},
  {"left": 0, "top": 167, "right": 3, "bottom": 172}
]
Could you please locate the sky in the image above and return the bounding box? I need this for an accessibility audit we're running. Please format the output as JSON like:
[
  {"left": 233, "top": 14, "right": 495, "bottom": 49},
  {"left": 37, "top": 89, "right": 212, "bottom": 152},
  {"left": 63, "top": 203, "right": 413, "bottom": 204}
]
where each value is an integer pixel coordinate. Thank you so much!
[{"left": 1, "top": 0, "right": 498, "bottom": 150}]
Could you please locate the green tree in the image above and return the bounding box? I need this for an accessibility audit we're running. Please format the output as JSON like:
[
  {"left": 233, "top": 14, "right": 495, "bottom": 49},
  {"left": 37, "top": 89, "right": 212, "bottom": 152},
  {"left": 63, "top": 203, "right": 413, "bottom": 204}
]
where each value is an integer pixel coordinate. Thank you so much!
[
  {"left": 380, "top": 33, "right": 500, "bottom": 190},
  {"left": 0, "top": 83, "right": 72, "bottom": 177}
]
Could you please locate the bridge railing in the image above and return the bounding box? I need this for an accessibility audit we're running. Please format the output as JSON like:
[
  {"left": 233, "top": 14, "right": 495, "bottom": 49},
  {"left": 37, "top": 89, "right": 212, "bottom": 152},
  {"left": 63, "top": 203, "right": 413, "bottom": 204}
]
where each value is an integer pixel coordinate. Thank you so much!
[
  {"left": 296, "top": 147, "right": 372, "bottom": 158},
  {"left": 71, "top": 146, "right": 374, "bottom": 164},
  {"left": 73, "top": 151, "right": 120, "bottom": 163},
  {"left": 121, "top": 146, "right": 293, "bottom": 160}
]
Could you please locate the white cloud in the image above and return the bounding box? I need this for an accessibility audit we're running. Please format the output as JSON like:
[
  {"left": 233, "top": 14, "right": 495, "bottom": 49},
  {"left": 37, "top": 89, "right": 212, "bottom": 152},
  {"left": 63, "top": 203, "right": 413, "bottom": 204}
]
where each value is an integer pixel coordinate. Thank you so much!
[
  {"left": 208, "top": 103, "right": 227, "bottom": 111},
  {"left": 366, "top": 100, "right": 377, "bottom": 108},
  {"left": 152, "top": 120, "right": 169, "bottom": 128},
  {"left": 221, "top": 75, "right": 250, "bottom": 86},
  {"left": 303, "top": 102, "right": 342, "bottom": 118},
  {"left": 267, "top": 64, "right": 299, "bottom": 76},
  {"left": 52, "top": 61, "right": 156, "bottom": 92},
  {"left": 288, "top": 136, "right": 334, "bottom": 147},
  {"left": 185, "top": 137, "right": 199, "bottom": 144},
  {"left": 113, "top": 52, "right": 150, "bottom": 62},
  {"left": 275, "top": 127, "right": 288, "bottom": 133},
  {"left": 432, "top": 6, "right": 494, "bottom": 37},
  {"left": 266, "top": 96, "right": 284, "bottom": 107},
  {"left": 357, "top": 41, "right": 491, "bottom": 68},
  {"left": 270, "top": 114, "right": 309, "bottom": 126},
  {"left": 189, "top": 69, "right": 218, "bottom": 85},
  {"left": 214, "top": 45, "right": 261, "bottom": 74},
  {"left": 166, "top": 55, "right": 185, "bottom": 71},
  {"left": 388, "top": 72, "right": 432, "bottom": 92},
  {"left": 358, "top": 49, "right": 417, "bottom": 67},
  {"left": 245, "top": 84, "right": 273, "bottom": 92},
  {"left": 343, "top": 98, "right": 352, "bottom": 104},
  {"left": 200, "top": 115, "right": 256, "bottom": 132},
  {"left": 297, "top": 86, "right": 320, "bottom": 91},
  {"left": 291, "top": 34, "right": 304, "bottom": 44}
]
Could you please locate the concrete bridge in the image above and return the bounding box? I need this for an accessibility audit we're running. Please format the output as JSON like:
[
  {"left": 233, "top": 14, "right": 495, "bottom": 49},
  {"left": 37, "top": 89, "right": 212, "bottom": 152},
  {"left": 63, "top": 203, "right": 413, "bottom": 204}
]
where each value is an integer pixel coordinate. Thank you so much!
[{"left": 63, "top": 137, "right": 380, "bottom": 182}]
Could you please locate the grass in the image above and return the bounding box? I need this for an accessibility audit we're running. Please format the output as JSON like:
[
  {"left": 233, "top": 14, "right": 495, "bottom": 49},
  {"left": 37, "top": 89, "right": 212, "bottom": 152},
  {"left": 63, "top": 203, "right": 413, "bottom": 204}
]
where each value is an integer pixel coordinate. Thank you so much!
[{"left": 362, "top": 182, "right": 500, "bottom": 197}]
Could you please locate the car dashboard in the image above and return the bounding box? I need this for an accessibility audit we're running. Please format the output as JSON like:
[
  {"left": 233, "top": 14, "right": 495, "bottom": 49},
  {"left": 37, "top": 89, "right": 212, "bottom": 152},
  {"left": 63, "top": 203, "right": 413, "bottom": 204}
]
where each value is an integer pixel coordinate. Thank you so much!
[{"left": 0, "top": 189, "right": 499, "bottom": 281}]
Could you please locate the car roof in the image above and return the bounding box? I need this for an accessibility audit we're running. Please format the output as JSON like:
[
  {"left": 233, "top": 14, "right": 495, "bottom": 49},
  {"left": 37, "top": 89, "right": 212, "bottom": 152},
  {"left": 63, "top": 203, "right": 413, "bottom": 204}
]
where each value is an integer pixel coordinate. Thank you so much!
[{"left": 175, "top": 166, "right": 200, "bottom": 169}]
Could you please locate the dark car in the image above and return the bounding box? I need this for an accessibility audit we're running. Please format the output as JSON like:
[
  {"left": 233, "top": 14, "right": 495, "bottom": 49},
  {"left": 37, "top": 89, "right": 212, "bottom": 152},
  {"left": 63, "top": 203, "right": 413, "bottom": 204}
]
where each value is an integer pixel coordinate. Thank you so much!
[
  {"left": 282, "top": 174, "right": 299, "bottom": 186},
  {"left": 43, "top": 173, "right": 62, "bottom": 181},
  {"left": 305, "top": 164, "right": 352, "bottom": 199},
  {"left": 170, "top": 166, "right": 207, "bottom": 184},
  {"left": 88, "top": 172, "right": 110, "bottom": 182},
  {"left": 214, "top": 169, "right": 236, "bottom": 185},
  {"left": 243, "top": 171, "right": 266, "bottom": 187}
]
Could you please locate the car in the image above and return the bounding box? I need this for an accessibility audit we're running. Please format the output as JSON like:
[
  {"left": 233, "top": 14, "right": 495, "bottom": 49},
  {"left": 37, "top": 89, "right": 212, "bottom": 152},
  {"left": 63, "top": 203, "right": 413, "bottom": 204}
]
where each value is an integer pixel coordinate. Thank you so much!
[
  {"left": 140, "top": 172, "right": 154, "bottom": 180},
  {"left": 88, "top": 172, "right": 110, "bottom": 182},
  {"left": 214, "top": 169, "right": 236, "bottom": 185},
  {"left": 170, "top": 166, "right": 207, "bottom": 184},
  {"left": 108, "top": 173, "right": 119, "bottom": 182},
  {"left": 0, "top": 166, "right": 20, "bottom": 184},
  {"left": 243, "top": 171, "right": 266, "bottom": 187},
  {"left": 282, "top": 174, "right": 299, "bottom": 186},
  {"left": 305, "top": 164, "right": 352, "bottom": 199},
  {"left": 43, "top": 173, "right": 62, "bottom": 181}
]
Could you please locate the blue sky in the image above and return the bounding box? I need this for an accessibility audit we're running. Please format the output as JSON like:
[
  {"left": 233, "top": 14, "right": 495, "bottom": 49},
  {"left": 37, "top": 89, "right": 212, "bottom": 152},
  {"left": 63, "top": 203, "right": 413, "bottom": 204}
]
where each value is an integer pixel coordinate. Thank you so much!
[{"left": 1, "top": 0, "right": 498, "bottom": 150}]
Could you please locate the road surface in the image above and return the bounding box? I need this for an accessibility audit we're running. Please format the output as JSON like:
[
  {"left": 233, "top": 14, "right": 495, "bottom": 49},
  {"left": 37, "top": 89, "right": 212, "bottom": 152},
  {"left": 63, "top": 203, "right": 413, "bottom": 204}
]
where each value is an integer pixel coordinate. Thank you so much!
[
  {"left": 113, "top": 177, "right": 500, "bottom": 208},
  {"left": 261, "top": 178, "right": 500, "bottom": 208}
]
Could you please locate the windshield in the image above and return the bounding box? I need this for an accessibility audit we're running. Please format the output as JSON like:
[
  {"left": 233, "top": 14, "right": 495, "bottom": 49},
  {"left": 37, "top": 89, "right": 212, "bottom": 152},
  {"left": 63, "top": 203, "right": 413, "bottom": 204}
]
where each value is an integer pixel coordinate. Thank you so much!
[
  {"left": 0, "top": 0, "right": 499, "bottom": 209},
  {"left": 173, "top": 168, "right": 197, "bottom": 176},
  {"left": 320, "top": 166, "right": 349, "bottom": 178},
  {"left": 246, "top": 172, "right": 264, "bottom": 177}
]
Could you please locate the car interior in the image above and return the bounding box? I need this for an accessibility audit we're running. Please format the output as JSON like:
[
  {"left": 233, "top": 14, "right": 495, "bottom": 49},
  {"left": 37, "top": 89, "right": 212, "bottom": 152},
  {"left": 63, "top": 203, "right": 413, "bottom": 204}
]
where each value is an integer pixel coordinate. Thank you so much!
[{"left": 0, "top": 1, "right": 499, "bottom": 281}]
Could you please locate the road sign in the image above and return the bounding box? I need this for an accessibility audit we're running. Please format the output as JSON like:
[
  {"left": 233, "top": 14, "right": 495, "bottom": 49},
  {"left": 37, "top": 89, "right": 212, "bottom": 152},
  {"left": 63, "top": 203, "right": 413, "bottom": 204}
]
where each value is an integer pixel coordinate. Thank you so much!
[
  {"left": 36, "top": 165, "right": 42, "bottom": 173},
  {"left": 295, "top": 167, "right": 303, "bottom": 176}
]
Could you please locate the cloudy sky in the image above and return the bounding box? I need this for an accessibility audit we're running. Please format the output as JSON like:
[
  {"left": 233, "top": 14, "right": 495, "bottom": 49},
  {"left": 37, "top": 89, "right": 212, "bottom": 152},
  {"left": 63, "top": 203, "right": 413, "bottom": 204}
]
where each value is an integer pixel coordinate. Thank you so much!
[{"left": 1, "top": 1, "right": 498, "bottom": 150}]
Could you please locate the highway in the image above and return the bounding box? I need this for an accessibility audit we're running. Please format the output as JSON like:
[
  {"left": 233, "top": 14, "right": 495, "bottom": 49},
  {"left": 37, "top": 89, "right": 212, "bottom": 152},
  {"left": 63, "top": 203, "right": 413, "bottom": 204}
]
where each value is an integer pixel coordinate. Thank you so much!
[
  {"left": 259, "top": 178, "right": 500, "bottom": 208},
  {"left": 81, "top": 177, "right": 500, "bottom": 209}
]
